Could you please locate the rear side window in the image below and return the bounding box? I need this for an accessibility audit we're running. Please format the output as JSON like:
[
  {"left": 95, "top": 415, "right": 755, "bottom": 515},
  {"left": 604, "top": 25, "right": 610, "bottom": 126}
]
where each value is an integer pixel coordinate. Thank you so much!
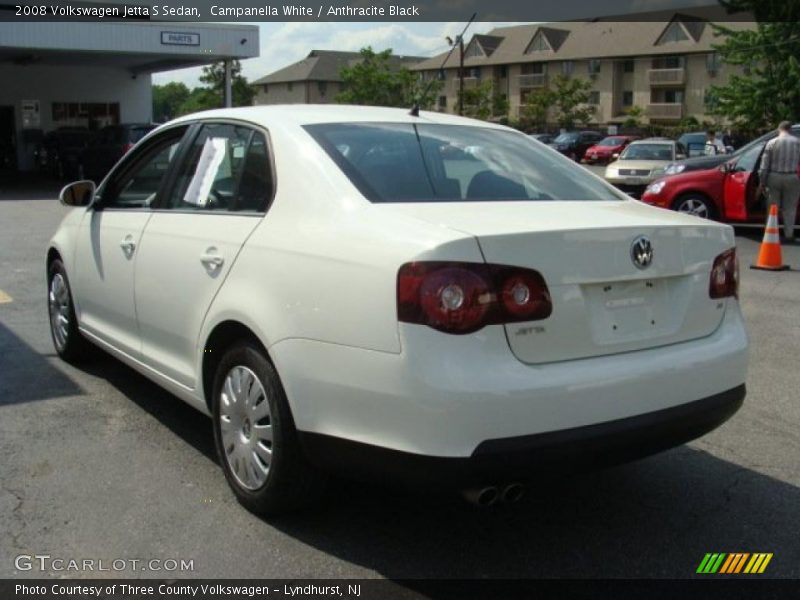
[
  {"left": 305, "top": 123, "right": 623, "bottom": 203},
  {"left": 164, "top": 123, "right": 273, "bottom": 212}
]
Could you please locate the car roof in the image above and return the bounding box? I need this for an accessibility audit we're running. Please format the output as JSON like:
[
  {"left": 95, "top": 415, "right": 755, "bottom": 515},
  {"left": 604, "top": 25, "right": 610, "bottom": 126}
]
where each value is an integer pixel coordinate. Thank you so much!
[
  {"left": 633, "top": 138, "right": 674, "bottom": 144},
  {"left": 167, "top": 105, "right": 513, "bottom": 132}
]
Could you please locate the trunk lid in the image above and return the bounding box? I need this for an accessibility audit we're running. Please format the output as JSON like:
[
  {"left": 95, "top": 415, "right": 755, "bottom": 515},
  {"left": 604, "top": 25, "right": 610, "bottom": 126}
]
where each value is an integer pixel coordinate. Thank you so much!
[{"left": 382, "top": 200, "right": 733, "bottom": 363}]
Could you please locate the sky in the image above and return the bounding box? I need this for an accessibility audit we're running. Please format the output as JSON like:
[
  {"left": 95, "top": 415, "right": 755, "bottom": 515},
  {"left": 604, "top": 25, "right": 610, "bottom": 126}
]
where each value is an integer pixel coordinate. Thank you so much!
[{"left": 152, "top": 22, "right": 520, "bottom": 88}]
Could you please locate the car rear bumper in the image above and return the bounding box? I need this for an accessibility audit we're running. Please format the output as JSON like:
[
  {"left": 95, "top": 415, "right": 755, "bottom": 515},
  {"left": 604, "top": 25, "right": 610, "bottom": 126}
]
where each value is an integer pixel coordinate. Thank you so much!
[
  {"left": 272, "top": 301, "right": 748, "bottom": 462},
  {"left": 298, "top": 384, "right": 745, "bottom": 488}
]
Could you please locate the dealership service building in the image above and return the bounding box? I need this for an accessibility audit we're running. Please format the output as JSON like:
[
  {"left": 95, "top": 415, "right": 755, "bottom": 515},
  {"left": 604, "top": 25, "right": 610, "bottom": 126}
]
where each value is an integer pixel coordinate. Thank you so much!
[{"left": 0, "top": 21, "right": 259, "bottom": 172}]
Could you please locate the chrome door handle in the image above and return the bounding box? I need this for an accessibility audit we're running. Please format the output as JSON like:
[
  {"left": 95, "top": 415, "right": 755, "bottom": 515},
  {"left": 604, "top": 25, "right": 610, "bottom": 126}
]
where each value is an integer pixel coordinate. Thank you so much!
[
  {"left": 200, "top": 253, "right": 224, "bottom": 268},
  {"left": 119, "top": 237, "right": 136, "bottom": 255}
]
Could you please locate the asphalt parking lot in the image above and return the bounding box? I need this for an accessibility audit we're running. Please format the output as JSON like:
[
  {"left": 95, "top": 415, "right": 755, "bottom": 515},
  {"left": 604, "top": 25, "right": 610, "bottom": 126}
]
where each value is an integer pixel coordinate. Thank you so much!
[{"left": 1, "top": 180, "right": 799, "bottom": 581}]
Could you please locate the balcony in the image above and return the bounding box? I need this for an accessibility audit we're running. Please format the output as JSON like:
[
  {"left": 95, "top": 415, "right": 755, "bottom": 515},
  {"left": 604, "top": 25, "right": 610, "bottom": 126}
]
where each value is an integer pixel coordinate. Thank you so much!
[
  {"left": 518, "top": 73, "right": 547, "bottom": 88},
  {"left": 648, "top": 68, "right": 685, "bottom": 86},
  {"left": 646, "top": 103, "right": 683, "bottom": 119}
]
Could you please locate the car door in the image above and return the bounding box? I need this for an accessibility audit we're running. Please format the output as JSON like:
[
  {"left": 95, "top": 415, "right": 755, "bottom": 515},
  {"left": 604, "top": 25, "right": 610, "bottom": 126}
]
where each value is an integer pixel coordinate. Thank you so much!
[
  {"left": 134, "top": 121, "right": 274, "bottom": 388},
  {"left": 722, "top": 142, "right": 764, "bottom": 221},
  {"left": 72, "top": 125, "right": 190, "bottom": 358}
]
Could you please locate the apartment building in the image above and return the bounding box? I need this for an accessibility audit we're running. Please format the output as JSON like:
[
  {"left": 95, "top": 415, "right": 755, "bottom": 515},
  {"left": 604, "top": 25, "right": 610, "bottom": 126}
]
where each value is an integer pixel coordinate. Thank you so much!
[
  {"left": 252, "top": 50, "right": 424, "bottom": 105},
  {"left": 411, "top": 17, "right": 756, "bottom": 126}
]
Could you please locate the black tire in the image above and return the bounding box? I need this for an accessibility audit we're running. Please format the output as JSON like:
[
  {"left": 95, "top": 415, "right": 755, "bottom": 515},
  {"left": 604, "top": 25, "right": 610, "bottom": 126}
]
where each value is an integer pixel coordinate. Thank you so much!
[
  {"left": 47, "top": 258, "right": 93, "bottom": 363},
  {"left": 212, "top": 342, "right": 326, "bottom": 515},
  {"left": 672, "top": 194, "right": 716, "bottom": 220}
]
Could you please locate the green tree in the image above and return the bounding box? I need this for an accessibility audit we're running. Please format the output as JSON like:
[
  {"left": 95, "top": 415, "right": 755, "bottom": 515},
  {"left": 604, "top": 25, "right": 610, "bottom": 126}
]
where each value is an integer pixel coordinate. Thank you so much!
[
  {"left": 707, "top": 1, "right": 800, "bottom": 128},
  {"left": 197, "top": 59, "right": 256, "bottom": 108},
  {"left": 519, "top": 88, "right": 556, "bottom": 130},
  {"left": 550, "top": 74, "right": 596, "bottom": 129},
  {"left": 176, "top": 87, "right": 219, "bottom": 116},
  {"left": 152, "top": 82, "right": 190, "bottom": 122},
  {"left": 622, "top": 105, "right": 644, "bottom": 129},
  {"left": 458, "top": 80, "right": 509, "bottom": 121},
  {"left": 336, "top": 47, "right": 441, "bottom": 108}
]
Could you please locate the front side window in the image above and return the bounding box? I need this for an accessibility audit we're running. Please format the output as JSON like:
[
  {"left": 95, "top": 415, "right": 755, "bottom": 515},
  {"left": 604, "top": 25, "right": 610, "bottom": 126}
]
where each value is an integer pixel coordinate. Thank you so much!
[
  {"left": 98, "top": 127, "right": 187, "bottom": 209},
  {"left": 165, "top": 123, "right": 272, "bottom": 212},
  {"left": 734, "top": 143, "right": 764, "bottom": 173},
  {"left": 305, "top": 123, "right": 624, "bottom": 203}
]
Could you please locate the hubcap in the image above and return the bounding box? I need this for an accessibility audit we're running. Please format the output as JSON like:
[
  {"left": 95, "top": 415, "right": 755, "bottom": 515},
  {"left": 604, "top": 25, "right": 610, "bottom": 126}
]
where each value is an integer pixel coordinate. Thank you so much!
[
  {"left": 678, "top": 198, "right": 709, "bottom": 219},
  {"left": 219, "top": 366, "right": 272, "bottom": 490},
  {"left": 48, "top": 273, "right": 70, "bottom": 350}
]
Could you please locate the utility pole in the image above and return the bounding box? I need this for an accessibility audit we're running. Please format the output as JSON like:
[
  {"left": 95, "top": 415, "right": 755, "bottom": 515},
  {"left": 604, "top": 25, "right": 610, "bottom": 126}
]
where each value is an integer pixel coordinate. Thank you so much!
[
  {"left": 223, "top": 59, "right": 233, "bottom": 108},
  {"left": 458, "top": 35, "right": 465, "bottom": 116}
]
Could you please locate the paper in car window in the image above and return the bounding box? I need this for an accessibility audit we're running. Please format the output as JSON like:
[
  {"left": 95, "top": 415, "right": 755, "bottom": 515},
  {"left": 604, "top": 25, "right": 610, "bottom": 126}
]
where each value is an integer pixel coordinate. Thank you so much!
[
  {"left": 183, "top": 137, "right": 227, "bottom": 206},
  {"left": 232, "top": 143, "right": 245, "bottom": 159}
]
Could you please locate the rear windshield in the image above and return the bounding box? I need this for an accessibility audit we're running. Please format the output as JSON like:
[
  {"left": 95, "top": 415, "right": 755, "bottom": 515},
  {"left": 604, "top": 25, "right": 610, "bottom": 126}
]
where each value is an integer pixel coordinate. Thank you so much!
[
  {"left": 620, "top": 143, "right": 673, "bottom": 161},
  {"left": 305, "top": 123, "right": 624, "bottom": 203},
  {"left": 598, "top": 137, "right": 625, "bottom": 146}
]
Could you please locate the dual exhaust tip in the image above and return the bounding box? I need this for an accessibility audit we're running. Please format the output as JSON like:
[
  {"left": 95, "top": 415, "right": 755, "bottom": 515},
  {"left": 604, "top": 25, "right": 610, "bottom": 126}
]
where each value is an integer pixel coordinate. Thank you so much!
[{"left": 462, "top": 483, "right": 525, "bottom": 507}]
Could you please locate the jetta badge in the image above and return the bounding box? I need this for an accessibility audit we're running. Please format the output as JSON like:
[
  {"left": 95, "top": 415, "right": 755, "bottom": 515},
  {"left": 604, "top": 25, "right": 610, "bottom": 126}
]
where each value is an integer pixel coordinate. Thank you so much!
[{"left": 631, "top": 236, "right": 654, "bottom": 269}]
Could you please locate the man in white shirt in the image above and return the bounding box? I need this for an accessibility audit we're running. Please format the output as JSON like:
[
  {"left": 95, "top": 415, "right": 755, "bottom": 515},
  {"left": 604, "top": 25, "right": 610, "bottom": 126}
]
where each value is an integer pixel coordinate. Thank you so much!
[
  {"left": 758, "top": 121, "right": 800, "bottom": 242},
  {"left": 704, "top": 130, "right": 727, "bottom": 156}
]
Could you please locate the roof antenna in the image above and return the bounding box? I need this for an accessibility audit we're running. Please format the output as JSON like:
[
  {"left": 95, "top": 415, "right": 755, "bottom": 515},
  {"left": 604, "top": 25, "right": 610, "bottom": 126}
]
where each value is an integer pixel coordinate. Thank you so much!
[{"left": 410, "top": 12, "right": 477, "bottom": 117}]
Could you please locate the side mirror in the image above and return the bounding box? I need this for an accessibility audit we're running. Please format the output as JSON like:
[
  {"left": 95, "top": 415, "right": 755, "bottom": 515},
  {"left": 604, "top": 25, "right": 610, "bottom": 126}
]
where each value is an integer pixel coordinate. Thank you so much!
[
  {"left": 676, "top": 153, "right": 686, "bottom": 160},
  {"left": 719, "top": 161, "right": 735, "bottom": 173},
  {"left": 59, "top": 180, "right": 96, "bottom": 207}
]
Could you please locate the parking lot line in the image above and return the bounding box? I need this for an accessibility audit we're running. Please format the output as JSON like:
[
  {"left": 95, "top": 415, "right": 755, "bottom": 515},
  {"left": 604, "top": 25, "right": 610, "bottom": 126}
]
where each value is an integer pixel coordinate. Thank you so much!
[{"left": 0, "top": 289, "right": 13, "bottom": 304}]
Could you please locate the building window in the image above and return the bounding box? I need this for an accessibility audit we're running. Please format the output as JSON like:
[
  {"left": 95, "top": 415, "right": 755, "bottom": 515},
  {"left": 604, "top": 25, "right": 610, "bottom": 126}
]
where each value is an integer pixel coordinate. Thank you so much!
[
  {"left": 622, "top": 91, "right": 634, "bottom": 107},
  {"left": 438, "top": 95, "right": 447, "bottom": 109},
  {"left": 318, "top": 81, "right": 327, "bottom": 96},
  {"left": 705, "top": 52, "right": 721, "bottom": 75},
  {"left": 653, "top": 55, "right": 685, "bottom": 69},
  {"left": 622, "top": 59, "right": 635, "bottom": 73},
  {"left": 561, "top": 61, "right": 574, "bottom": 76},
  {"left": 663, "top": 89, "right": 685, "bottom": 104},
  {"left": 521, "top": 62, "right": 546, "bottom": 75},
  {"left": 262, "top": 84, "right": 268, "bottom": 93},
  {"left": 465, "top": 41, "right": 484, "bottom": 59},
  {"left": 658, "top": 21, "right": 690, "bottom": 44},
  {"left": 588, "top": 59, "right": 601, "bottom": 75},
  {"left": 437, "top": 69, "right": 446, "bottom": 81},
  {"left": 588, "top": 91, "right": 600, "bottom": 105},
  {"left": 287, "top": 82, "right": 293, "bottom": 92},
  {"left": 496, "top": 65, "right": 508, "bottom": 78},
  {"left": 52, "top": 102, "right": 119, "bottom": 128},
  {"left": 525, "top": 31, "right": 551, "bottom": 53},
  {"left": 467, "top": 67, "right": 481, "bottom": 79}
]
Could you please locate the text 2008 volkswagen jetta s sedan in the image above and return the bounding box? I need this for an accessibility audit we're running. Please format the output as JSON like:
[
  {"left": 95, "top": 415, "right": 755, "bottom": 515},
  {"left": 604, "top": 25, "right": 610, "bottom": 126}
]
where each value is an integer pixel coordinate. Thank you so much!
[{"left": 47, "top": 106, "right": 747, "bottom": 513}]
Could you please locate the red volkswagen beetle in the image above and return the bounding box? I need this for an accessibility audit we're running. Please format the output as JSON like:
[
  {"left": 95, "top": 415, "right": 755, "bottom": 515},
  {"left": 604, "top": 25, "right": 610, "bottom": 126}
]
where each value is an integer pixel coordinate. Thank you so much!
[
  {"left": 641, "top": 140, "right": 800, "bottom": 225},
  {"left": 582, "top": 135, "right": 639, "bottom": 165}
]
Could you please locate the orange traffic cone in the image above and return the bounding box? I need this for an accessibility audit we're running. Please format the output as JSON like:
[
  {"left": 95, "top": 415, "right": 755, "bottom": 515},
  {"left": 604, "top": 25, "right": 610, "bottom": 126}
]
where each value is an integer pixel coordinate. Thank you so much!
[{"left": 751, "top": 204, "right": 789, "bottom": 271}]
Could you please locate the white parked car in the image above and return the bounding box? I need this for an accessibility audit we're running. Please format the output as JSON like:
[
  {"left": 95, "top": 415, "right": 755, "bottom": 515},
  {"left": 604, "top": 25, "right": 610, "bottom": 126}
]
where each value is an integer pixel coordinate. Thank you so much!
[{"left": 47, "top": 106, "right": 748, "bottom": 513}]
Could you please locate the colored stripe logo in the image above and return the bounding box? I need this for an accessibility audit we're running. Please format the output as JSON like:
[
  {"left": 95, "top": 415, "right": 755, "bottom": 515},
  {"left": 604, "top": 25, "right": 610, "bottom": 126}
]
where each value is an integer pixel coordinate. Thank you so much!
[{"left": 697, "top": 553, "right": 773, "bottom": 574}]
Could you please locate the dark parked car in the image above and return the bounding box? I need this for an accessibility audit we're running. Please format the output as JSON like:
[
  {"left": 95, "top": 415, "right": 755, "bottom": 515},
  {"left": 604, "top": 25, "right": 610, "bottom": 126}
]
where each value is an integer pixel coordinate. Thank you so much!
[
  {"left": 80, "top": 123, "right": 156, "bottom": 182},
  {"left": 664, "top": 125, "right": 800, "bottom": 176},
  {"left": 548, "top": 131, "right": 605, "bottom": 161},
  {"left": 528, "top": 133, "right": 555, "bottom": 144},
  {"left": 35, "top": 127, "right": 93, "bottom": 179}
]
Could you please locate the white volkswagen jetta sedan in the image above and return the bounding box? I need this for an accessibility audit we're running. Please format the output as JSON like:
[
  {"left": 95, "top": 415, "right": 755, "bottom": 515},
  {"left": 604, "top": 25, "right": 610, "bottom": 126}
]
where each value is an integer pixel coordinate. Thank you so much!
[{"left": 47, "top": 106, "right": 747, "bottom": 513}]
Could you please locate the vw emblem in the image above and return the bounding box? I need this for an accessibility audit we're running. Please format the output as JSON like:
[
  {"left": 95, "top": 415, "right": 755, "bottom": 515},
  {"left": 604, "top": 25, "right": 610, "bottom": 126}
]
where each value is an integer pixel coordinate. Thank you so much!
[{"left": 631, "top": 236, "right": 654, "bottom": 269}]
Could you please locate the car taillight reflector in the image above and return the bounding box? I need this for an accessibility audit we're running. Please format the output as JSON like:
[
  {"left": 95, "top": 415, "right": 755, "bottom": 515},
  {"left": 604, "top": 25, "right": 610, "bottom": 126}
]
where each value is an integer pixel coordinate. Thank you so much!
[
  {"left": 398, "top": 262, "right": 552, "bottom": 334},
  {"left": 709, "top": 248, "right": 738, "bottom": 299}
]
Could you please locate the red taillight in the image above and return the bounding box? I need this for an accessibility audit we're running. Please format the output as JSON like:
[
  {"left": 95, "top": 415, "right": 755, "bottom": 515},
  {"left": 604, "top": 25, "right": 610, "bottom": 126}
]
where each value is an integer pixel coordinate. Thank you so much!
[
  {"left": 398, "top": 262, "right": 552, "bottom": 334},
  {"left": 122, "top": 142, "right": 135, "bottom": 154},
  {"left": 709, "top": 248, "right": 739, "bottom": 299}
]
